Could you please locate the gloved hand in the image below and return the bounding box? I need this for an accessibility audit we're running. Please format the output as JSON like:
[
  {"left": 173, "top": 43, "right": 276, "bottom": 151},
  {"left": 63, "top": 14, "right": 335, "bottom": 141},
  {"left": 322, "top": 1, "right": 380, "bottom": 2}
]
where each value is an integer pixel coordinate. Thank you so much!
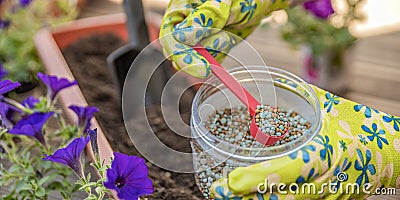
[
  {"left": 211, "top": 85, "right": 400, "bottom": 199},
  {"left": 159, "top": 0, "right": 293, "bottom": 78}
]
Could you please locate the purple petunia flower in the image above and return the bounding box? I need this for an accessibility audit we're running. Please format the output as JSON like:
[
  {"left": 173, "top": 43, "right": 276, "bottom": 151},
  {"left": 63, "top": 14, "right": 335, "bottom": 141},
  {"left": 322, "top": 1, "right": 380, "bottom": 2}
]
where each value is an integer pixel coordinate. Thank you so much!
[
  {"left": 69, "top": 105, "right": 99, "bottom": 133},
  {"left": 303, "top": 0, "right": 334, "bottom": 19},
  {"left": 22, "top": 96, "right": 40, "bottom": 109},
  {"left": 0, "top": 102, "right": 21, "bottom": 129},
  {"left": 0, "top": 18, "right": 11, "bottom": 30},
  {"left": 43, "top": 135, "right": 90, "bottom": 178},
  {"left": 8, "top": 112, "right": 53, "bottom": 145},
  {"left": 0, "top": 63, "right": 8, "bottom": 80},
  {"left": 87, "top": 129, "right": 99, "bottom": 160},
  {"left": 0, "top": 80, "right": 20, "bottom": 96},
  {"left": 37, "top": 73, "right": 77, "bottom": 101},
  {"left": 104, "top": 152, "right": 153, "bottom": 199},
  {"left": 19, "top": 0, "right": 32, "bottom": 7}
]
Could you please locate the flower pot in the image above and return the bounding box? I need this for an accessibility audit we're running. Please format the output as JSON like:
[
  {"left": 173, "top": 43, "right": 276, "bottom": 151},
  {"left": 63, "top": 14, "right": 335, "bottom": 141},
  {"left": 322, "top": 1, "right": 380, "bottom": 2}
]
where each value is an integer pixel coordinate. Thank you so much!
[
  {"left": 301, "top": 45, "right": 355, "bottom": 95},
  {"left": 33, "top": 14, "right": 161, "bottom": 199},
  {"left": 34, "top": 13, "right": 127, "bottom": 165},
  {"left": 34, "top": 12, "right": 161, "bottom": 155}
]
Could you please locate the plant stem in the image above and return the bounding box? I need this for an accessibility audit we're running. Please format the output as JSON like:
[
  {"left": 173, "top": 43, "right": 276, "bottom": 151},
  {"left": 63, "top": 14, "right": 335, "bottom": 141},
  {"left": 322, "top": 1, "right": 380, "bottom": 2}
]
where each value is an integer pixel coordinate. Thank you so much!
[{"left": 3, "top": 97, "right": 33, "bottom": 114}]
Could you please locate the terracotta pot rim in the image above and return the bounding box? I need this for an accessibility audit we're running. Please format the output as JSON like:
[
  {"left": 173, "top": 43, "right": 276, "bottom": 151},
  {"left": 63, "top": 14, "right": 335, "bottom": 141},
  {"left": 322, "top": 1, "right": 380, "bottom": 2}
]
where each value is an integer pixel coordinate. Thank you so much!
[{"left": 34, "top": 13, "right": 129, "bottom": 162}]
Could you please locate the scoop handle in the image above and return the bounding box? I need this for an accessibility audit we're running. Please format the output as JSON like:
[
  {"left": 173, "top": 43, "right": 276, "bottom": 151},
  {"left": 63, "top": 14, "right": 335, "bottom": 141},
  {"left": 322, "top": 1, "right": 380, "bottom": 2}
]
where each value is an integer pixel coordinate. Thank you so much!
[
  {"left": 193, "top": 45, "right": 260, "bottom": 115},
  {"left": 123, "top": 0, "right": 149, "bottom": 49}
]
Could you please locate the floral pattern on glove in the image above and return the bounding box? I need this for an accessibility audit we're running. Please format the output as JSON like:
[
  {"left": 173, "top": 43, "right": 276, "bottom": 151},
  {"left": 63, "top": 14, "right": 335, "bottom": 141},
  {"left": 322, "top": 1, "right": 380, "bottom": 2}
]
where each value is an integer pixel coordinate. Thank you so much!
[
  {"left": 159, "top": 0, "right": 291, "bottom": 78},
  {"left": 210, "top": 85, "right": 400, "bottom": 200}
]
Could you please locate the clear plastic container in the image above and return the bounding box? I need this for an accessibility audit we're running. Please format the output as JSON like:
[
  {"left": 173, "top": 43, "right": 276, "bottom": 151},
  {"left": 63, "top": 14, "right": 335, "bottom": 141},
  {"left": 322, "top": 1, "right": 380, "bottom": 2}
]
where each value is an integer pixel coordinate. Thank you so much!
[{"left": 190, "top": 66, "right": 323, "bottom": 199}]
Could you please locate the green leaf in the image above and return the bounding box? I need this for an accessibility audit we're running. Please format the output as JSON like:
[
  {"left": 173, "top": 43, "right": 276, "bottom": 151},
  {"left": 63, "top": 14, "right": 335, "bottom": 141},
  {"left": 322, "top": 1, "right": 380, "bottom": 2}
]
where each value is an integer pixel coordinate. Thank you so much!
[
  {"left": 75, "top": 178, "right": 85, "bottom": 186},
  {"left": 79, "top": 182, "right": 97, "bottom": 191},
  {"left": 36, "top": 186, "right": 46, "bottom": 197},
  {"left": 23, "top": 151, "right": 31, "bottom": 162},
  {"left": 84, "top": 194, "right": 97, "bottom": 200},
  {"left": 41, "top": 160, "right": 52, "bottom": 170},
  {"left": 61, "top": 191, "right": 68, "bottom": 199},
  {"left": 8, "top": 164, "right": 20, "bottom": 173},
  {"left": 29, "top": 179, "right": 38, "bottom": 188},
  {"left": 2, "top": 195, "right": 15, "bottom": 200},
  {"left": 95, "top": 186, "right": 102, "bottom": 195},
  {"left": 37, "top": 176, "right": 50, "bottom": 186},
  {"left": 96, "top": 178, "right": 106, "bottom": 184},
  {"left": 54, "top": 125, "right": 78, "bottom": 139},
  {"left": 26, "top": 165, "right": 35, "bottom": 174},
  {"left": 86, "top": 173, "right": 92, "bottom": 182},
  {"left": 15, "top": 181, "right": 31, "bottom": 193},
  {"left": 33, "top": 97, "right": 49, "bottom": 113}
]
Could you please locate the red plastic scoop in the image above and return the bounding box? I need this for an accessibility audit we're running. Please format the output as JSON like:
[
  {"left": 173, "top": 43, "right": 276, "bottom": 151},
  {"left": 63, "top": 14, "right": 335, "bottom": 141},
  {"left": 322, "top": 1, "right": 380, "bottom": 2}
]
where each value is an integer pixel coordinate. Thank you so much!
[{"left": 193, "top": 44, "right": 287, "bottom": 145}]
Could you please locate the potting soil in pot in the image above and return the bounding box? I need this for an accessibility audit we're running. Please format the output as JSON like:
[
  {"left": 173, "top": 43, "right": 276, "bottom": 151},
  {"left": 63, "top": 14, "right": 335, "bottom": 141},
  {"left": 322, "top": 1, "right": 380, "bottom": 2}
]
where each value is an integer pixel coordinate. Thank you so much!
[
  {"left": 62, "top": 33, "right": 313, "bottom": 200},
  {"left": 62, "top": 33, "right": 203, "bottom": 199}
]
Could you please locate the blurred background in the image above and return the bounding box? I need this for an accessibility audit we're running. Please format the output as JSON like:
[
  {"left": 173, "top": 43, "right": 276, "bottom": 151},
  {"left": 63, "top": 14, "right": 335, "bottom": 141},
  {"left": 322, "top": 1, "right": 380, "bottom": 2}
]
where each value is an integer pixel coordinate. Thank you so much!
[{"left": 1, "top": 0, "right": 399, "bottom": 116}]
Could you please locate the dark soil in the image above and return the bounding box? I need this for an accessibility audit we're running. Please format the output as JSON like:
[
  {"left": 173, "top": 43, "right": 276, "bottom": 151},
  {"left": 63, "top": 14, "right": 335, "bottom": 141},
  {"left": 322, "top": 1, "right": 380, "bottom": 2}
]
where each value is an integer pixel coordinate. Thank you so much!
[{"left": 62, "top": 34, "right": 203, "bottom": 199}]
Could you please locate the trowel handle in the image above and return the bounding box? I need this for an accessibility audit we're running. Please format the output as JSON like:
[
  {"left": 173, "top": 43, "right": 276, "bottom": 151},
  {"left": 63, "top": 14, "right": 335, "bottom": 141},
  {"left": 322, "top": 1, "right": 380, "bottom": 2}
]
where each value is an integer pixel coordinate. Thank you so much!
[
  {"left": 193, "top": 44, "right": 261, "bottom": 116},
  {"left": 123, "top": 0, "right": 149, "bottom": 49}
]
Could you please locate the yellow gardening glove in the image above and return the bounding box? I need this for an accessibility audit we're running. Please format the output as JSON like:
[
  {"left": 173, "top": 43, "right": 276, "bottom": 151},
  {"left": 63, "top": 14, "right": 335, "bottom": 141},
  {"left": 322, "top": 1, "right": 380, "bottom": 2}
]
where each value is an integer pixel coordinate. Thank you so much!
[
  {"left": 159, "top": 0, "right": 294, "bottom": 78},
  {"left": 211, "top": 85, "right": 400, "bottom": 199}
]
